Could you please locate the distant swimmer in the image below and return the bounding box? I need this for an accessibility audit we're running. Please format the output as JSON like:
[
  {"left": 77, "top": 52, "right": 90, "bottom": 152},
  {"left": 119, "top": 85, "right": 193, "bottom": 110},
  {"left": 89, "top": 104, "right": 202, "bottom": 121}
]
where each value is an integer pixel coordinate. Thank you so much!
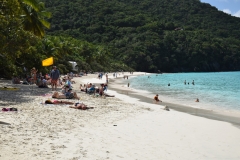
[
  {"left": 148, "top": 76, "right": 150, "bottom": 78},
  {"left": 184, "top": 80, "right": 186, "bottom": 85},
  {"left": 154, "top": 94, "right": 162, "bottom": 102},
  {"left": 195, "top": 98, "right": 199, "bottom": 102},
  {"left": 188, "top": 82, "right": 189, "bottom": 85},
  {"left": 168, "top": 83, "right": 170, "bottom": 86},
  {"left": 192, "top": 80, "right": 195, "bottom": 85}
]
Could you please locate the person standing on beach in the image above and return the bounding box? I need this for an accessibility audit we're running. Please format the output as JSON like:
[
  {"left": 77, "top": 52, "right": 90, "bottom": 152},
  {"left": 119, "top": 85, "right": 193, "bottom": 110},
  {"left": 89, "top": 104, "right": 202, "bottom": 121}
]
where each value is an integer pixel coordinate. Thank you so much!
[
  {"left": 30, "top": 67, "right": 38, "bottom": 84},
  {"left": 50, "top": 66, "right": 60, "bottom": 91},
  {"left": 106, "top": 74, "right": 108, "bottom": 83}
]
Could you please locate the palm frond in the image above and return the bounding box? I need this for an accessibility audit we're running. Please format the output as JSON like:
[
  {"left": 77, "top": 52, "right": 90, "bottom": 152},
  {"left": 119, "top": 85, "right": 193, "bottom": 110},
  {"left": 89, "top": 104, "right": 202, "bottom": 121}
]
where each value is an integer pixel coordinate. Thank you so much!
[
  {"left": 21, "top": 0, "right": 39, "bottom": 11},
  {"left": 39, "top": 19, "right": 51, "bottom": 29}
]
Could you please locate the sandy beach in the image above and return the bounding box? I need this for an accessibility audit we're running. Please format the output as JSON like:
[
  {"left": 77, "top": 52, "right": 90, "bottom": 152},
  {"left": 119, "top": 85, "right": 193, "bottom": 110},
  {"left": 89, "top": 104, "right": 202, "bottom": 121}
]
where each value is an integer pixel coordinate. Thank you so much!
[{"left": 1, "top": 72, "right": 240, "bottom": 160}]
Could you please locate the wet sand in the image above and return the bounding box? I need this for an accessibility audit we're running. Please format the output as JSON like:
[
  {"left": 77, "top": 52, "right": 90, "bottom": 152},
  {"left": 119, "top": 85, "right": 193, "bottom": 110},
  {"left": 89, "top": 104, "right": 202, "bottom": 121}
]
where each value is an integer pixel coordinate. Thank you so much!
[{"left": 109, "top": 76, "right": 240, "bottom": 126}]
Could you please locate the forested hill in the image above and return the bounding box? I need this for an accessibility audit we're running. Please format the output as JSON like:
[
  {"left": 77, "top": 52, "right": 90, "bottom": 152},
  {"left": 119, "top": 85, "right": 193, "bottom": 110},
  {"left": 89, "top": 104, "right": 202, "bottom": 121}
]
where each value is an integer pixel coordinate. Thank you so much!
[{"left": 42, "top": 0, "right": 240, "bottom": 72}]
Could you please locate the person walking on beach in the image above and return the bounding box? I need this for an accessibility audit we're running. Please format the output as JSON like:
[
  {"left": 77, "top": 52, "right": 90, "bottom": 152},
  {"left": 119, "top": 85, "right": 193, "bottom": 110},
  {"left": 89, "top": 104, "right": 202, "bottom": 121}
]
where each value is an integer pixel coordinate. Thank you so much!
[{"left": 50, "top": 66, "right": 60, "bottom": 91}]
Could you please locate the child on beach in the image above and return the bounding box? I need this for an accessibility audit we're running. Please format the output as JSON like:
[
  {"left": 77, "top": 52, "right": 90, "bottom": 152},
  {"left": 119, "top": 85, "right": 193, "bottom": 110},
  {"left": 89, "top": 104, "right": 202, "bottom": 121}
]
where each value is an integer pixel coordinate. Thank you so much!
[{"left": 154, "top": 94, "right": 162, "bottom": 102}]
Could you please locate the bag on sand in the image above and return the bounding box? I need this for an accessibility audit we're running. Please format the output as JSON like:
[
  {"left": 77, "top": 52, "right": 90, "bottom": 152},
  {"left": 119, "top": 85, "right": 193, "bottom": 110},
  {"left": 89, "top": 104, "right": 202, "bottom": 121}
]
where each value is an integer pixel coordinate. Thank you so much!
[{"left": 66, "top": 93, "right": 74, "bottom": 99}]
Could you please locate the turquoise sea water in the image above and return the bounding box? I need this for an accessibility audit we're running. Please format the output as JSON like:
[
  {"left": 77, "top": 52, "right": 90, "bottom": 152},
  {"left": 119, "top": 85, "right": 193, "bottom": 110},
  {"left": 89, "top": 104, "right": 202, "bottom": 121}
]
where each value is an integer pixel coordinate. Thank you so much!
[{"left": 129, "top": 72, "right": 240, "bottom": 112}]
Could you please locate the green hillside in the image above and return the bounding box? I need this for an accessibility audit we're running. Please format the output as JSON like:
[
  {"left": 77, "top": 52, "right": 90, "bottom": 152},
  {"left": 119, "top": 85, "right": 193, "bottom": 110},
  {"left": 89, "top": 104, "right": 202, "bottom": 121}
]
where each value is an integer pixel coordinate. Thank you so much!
[
  {"left": 1, "top": 0, "right": 133, "bottom": 78},
  {"left": 41, "top": 0, "right": 240, "bottom": 72}
]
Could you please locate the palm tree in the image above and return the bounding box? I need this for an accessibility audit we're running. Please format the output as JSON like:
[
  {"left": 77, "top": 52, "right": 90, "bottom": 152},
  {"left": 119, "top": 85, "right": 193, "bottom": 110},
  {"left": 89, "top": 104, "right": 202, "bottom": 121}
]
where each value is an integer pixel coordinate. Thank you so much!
[{"left": 19, "top": 0, "right": 51, "bottom": 38}]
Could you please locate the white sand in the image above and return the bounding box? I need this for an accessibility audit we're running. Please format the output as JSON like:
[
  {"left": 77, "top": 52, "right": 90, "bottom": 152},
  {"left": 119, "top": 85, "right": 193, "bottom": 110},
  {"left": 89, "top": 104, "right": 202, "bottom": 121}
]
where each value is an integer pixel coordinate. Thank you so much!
[{"left": 1, "top": 73, "right": 240, "bottom": 160}]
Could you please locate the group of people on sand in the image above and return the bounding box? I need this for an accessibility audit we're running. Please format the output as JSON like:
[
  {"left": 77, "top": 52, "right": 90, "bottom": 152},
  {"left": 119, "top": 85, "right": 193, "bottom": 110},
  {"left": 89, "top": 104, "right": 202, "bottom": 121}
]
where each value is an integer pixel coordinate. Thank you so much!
[
  {"left": 51, "top": 76, "right": 79, "bottom": 99},
  {"left": 29, "top": 66, "right": 76, "bottom": 90},
  {"left": 12, "top": 67, "right": 50, "bottom": 86},
  {"left": 43, "top": 69, "right": 116, "bottom": 110},
  {"left": 80, "top": 83, "right": 114, "bottom": 97}
]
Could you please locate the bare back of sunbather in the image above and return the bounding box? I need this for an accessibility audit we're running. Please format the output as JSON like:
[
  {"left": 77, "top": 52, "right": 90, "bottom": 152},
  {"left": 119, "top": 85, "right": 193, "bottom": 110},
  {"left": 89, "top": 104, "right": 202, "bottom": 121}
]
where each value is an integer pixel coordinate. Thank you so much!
[{"left": 69, "top": 103, "right": 93, "bottom": 110}]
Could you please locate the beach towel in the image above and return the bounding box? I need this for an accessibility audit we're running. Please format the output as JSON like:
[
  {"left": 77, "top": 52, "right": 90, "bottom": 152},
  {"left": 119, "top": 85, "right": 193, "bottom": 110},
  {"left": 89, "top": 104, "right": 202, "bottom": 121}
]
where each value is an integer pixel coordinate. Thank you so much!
[
  {"left": 41, "top": 93, "right": 52, "bottom": 97},
  {"left": 40, "top": 102, "right": 74, "bottom": 106},
  {"left": 0, "top": 87, "right": 19, "bottom": 91}
]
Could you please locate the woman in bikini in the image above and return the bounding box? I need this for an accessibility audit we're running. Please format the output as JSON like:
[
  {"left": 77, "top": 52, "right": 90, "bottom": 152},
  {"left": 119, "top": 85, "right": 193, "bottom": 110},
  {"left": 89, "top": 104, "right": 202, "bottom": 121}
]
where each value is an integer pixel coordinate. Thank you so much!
[
  {"left": 45, "top": 100, "right": 74, "bottom": 104},
  {"left": 69, "top": 103, "right": 93, "bottom": 110}
]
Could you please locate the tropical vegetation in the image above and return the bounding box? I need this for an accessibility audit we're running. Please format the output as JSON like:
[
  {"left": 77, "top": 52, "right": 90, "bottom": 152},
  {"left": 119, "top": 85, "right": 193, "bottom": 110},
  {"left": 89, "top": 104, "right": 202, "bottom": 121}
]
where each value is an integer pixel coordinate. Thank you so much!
[
  {"left": 1, "top": 0, "right": 240, "bottom": 78},
  {"left": 0, "top": 0, "right": 129, "bottom": 78},
  {"left": 42, "top": 0, "right": 240, "bottom": 72}
]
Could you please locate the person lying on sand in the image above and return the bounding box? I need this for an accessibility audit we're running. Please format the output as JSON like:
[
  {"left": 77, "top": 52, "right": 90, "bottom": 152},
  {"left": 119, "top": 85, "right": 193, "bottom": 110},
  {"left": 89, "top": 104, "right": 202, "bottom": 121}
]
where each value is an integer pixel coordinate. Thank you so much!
[
  {"left": 45, "top": 100, "right": 74, "bottom": 105},
  {"left": 2, "top": 108, "right": 18, "bottom": 111},
  {"left": 69, "top": 103, "right": 94, "bottom": 110},
  {"left": 52, "top": 89, "right": 79, "bottom": 99}
]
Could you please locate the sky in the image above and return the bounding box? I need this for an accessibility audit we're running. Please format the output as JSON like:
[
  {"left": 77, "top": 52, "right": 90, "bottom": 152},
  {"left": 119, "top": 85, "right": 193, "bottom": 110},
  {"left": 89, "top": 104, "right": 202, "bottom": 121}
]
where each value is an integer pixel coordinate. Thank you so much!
[{"left": 200, "top": 0, "right": 240, "bottom": 17}]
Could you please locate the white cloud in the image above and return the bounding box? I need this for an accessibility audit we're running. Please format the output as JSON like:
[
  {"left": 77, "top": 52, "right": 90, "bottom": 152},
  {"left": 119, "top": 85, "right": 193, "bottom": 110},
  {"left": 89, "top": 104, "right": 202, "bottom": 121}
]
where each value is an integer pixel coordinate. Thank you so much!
[
  {"left": 223, "top": 9, "right": 231, "bottom": 14},
  {"left": 222, "top": 9, "right": 240, "bottom": 17},
  {"left": 233, "top": 10, "right": 240, "bottom": 17}
]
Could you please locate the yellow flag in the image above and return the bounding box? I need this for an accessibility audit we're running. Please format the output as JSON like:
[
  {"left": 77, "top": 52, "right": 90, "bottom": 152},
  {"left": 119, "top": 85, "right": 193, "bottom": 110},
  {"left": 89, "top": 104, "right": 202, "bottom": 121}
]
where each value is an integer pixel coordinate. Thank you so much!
[{"left": 42, "top": 57, "right": 53, "bottom": 66}]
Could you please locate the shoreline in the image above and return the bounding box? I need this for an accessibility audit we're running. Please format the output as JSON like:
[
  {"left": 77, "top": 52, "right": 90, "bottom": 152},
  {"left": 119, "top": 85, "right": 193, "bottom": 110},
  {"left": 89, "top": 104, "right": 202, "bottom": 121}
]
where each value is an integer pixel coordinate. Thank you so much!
[
  {"left": 108, "top": 74, "right": 240, "bottom": 126},
  {"left": 1, "top": 73, "right": 240, "bottom": 159}
]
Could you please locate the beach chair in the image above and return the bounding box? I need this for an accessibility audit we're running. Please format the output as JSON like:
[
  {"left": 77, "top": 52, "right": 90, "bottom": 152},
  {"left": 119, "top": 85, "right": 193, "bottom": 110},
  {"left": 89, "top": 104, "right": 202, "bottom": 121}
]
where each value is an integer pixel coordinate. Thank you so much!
[{"left": 87, "top": 86, "right": 96, "bottom": 94}]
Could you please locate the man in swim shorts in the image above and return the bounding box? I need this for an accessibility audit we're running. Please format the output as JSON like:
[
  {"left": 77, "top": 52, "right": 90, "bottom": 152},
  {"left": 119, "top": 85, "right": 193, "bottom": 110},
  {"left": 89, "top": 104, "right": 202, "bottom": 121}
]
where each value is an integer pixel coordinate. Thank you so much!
[{"left": 50, "top": 66, "right": 60, "bottom": 91}]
